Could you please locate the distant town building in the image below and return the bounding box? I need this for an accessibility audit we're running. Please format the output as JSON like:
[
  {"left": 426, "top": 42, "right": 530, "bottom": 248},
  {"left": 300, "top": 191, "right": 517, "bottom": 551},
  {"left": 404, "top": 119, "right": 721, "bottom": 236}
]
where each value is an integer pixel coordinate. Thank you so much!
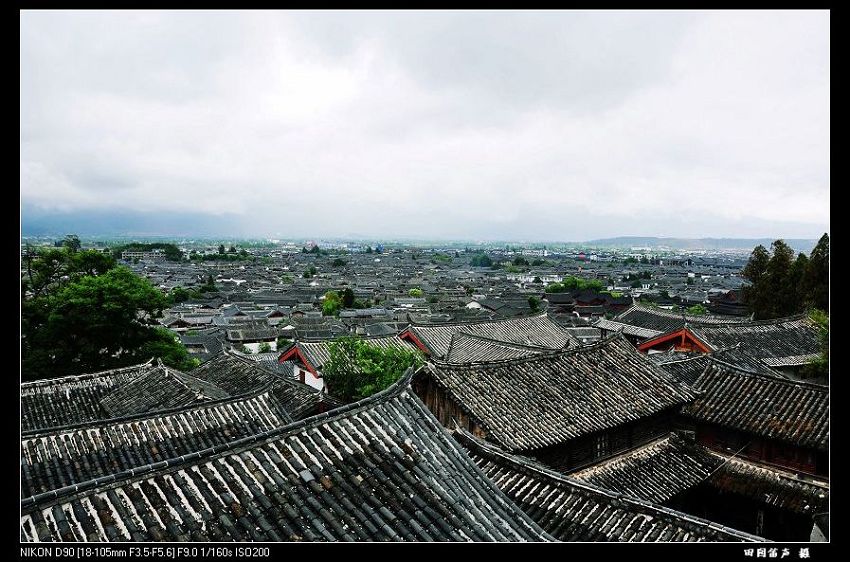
[{"left": 121, "top": 249, "right": 165, "bottom": 262}]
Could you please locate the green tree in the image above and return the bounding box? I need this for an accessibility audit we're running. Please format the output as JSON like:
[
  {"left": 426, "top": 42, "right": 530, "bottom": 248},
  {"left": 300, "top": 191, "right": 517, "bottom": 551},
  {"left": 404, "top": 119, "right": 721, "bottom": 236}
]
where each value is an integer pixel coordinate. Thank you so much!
[
  {"left": 228, "top": 245, "right": 237, "bottom": 253},
  {"left": 788, "top": 253, "right": 810, "bottom": 310},
  {"left": 22, "top": 265, "right": 191, "bottom": 381},
  {"left": 69, "top": 250, "right": 116, "bottom": 278},
  {"left": 804, "top": 233, "right": 829, "bottom": 312},
  {"left": 546, "top": 276, "right": 603, "bottom": 293},
  {"left": 332, "top": 258, "right": 347, "bottom": 267},
  {"left": 546, "top": 282, "right": 567, "bottom": 293},
  {"left": 687, "top": 304, "right": 707, "bottom": 315},
  {"left": 802, "top": 309, "right": 828, "bottom": 379},
  {"left": 341, "top": 287, "right": 356, "bottom": 307},
  {"left": 62, "top": 234, "right": 81, "bottom": 253},
  {"left": 742, "top": 244, "right": 771, "bottom": 319},
  {"left": 258, "top": 342, "right": 272, "bottom": 353},
  {"left": 513, "top": 256, "right": 529, "bottom": 266},
  {"left": 218, "top": 244, "right": 225, "bottom": 255},
  {"left": 766, "top": 240, "right": 796, "bottom": 317},
  {"left": 408, "top": 288, "right": 423, "bottom": 297},
  {"left": 470, "top": 254, "right": 493, "bottom": 267},
  {"left": 170, "top": 286, "right": 191, "bottom": 304},
  {"left": 22, "top": 248, "right": 117, "bottom": 299},
  {"left": 276, "top": 336, "right": 293, "bottom": 350},
  {"left": 528, "top": 296, "right": 541, "bottom": 312},
  {"left": 322, "top": 337, "right": 424, "bottom": 402},
  {"left": 531, "top": 259, "right": 545, "bottom": 266},
  {"left": 140, "top": 328, "right": 199, "bottom": 371},
  {"left": 322, "top": 291, "right": 342, "bottom": 316}
]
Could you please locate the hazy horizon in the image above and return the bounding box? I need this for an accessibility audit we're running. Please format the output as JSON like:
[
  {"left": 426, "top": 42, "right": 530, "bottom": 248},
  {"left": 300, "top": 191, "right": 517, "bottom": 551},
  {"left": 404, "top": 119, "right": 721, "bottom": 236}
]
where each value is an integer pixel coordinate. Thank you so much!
[{"left": 21, "top": 11, "right": 829, "bottom": 240}]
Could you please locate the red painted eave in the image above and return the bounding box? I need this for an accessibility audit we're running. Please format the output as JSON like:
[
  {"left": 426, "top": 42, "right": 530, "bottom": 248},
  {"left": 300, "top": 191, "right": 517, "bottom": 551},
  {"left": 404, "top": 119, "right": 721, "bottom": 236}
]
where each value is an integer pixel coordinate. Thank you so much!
[
  {"left": 637, "top": 328, "right": 712, "bottom": 354},
  {"left": 399, "top": 329, "right": 431, "bottom": 356}
]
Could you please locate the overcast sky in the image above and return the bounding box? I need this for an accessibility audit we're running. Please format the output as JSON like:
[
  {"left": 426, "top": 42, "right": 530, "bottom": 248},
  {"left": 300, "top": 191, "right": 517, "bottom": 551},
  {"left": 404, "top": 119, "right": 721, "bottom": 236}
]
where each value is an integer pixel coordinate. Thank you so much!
[{"left": 21, "top": 10, "right": 829, "bottom": 241}]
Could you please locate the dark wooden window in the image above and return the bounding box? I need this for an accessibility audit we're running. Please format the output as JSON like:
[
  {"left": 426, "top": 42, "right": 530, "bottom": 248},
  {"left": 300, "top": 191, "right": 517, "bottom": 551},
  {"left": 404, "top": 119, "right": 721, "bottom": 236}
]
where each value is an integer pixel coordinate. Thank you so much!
[{"left": 594, "top": 434, "right": 609, "bottom": 458}]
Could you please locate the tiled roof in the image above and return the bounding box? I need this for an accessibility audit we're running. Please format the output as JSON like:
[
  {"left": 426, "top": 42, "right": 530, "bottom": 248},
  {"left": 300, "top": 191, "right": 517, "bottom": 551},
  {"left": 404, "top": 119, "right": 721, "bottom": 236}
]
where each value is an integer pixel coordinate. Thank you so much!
[
  {"left": 705, "top": 452, "right": 829, "bottom": 514},
  {"left": 683, "top": 363, "right": 828, "bottom": 451},
  {"left": 594, "top": 318, "right": 662, "bottom": 340},
  {"left": 21, "top": 361, "right": 156, "bottom": 433},
  {"left": 688, "top": 315, "right": 821, "bottom": 364},
  {"left": 455, "top": 430, "right": 762, "bottom": 542},
  {"left": 99, "top": 362, "right": 229, "bottom": 418},
  {"left": 610, "top": 303, "right": 749, "bottom": 333},
  {"left": 404, "top": 313, "right": 577, "bottom": 359},
  {"left": 21, "top": 374, "right": 548, "bottom": 542},
  {"left": 443, "top": 333, "right": 551, "bottom": 364},
  {"left": 421, "top": 334, "right": 696, "bottom": 451},
  {"left": 21, "top": 388, "right": 289, "bottom": 499},
  {"left": 654, "top": 345, "right": 782, "bottom": 386},
  {"left": 568, "top": 433, "right": 720, "bottom": 504}
]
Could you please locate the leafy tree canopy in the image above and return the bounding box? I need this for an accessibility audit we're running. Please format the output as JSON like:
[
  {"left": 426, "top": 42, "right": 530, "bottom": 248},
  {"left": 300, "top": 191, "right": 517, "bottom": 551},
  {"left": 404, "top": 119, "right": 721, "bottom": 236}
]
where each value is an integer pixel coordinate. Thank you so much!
[
  {"left": 470, "top": 254, "right": 493, "bottom": 267},
  {"left": 802, "top": 309, "right": 828, "bottom": 379},
  {"left": 341, "top": 287, "right": 356, "bottom": 308},
  {"left": 322, "top": 337, "right": 424, "bottom": 402},
  {"left": 22, "top": 263, "right": 194, "bottom": 381},
  {"left": 546, "top": 276, "right": 603, "bottom": 293},
  {"left": 743, "top": 235, "right": 829, "bottom": 319},
  {"left": 687, "top": 304, "right": 708, "bottom": 315},
  {"left": 322, "top": 291, "right": 342, "bottom": 316}
]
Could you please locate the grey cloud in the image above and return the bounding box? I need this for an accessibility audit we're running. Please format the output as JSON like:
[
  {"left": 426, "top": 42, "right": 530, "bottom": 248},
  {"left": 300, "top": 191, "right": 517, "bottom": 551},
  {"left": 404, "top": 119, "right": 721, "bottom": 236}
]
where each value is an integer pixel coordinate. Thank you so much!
[{"left": 20, "top": 10, "right": 829, "bottom": 240}]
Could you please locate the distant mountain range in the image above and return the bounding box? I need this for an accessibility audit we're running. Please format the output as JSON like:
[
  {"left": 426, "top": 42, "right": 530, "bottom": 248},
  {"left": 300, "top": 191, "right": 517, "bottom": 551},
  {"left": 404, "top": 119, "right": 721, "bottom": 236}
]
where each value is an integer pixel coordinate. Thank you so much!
[
  {"left": 21, "top": 210, "right": 250, "bottom": 239},
  {"left": 582, "top": 237, "right": 818, "bottom": 252},
  {"left": 20, "top": 211, "right": 820, "bottom": 253}
]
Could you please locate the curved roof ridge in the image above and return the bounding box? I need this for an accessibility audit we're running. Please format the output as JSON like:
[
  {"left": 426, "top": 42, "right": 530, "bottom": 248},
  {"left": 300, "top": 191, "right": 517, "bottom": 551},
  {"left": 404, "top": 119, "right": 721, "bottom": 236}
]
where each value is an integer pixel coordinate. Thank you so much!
[
  {"left": 408, "top": 311, "right": 551, "bottom": 328},
  {"left": 429, "top": 331, "right": 628, "bottom": 369},
  {"left": 617, "top": 302, "right": 752, "bottom": 325},
  {"left": 20, "top": 358, "right": 156, "bottom": 388},
  {"left": 698, "top": 359, "right": 829, "bottom": 391},
  {"left": 21, "top": 366, "right": 418, "bottom": 509},
  {"left": 689, "top": 313, "right": 813, "bottom": 330},
  {"left": 449, "top": 331, "right": 560, "bottom": 351},
  {"left": 20, "top": 380, "right": 280, "bottom": 438},
  {"left": 296, "top": 333, "right": 403, "bottom": 344}
]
